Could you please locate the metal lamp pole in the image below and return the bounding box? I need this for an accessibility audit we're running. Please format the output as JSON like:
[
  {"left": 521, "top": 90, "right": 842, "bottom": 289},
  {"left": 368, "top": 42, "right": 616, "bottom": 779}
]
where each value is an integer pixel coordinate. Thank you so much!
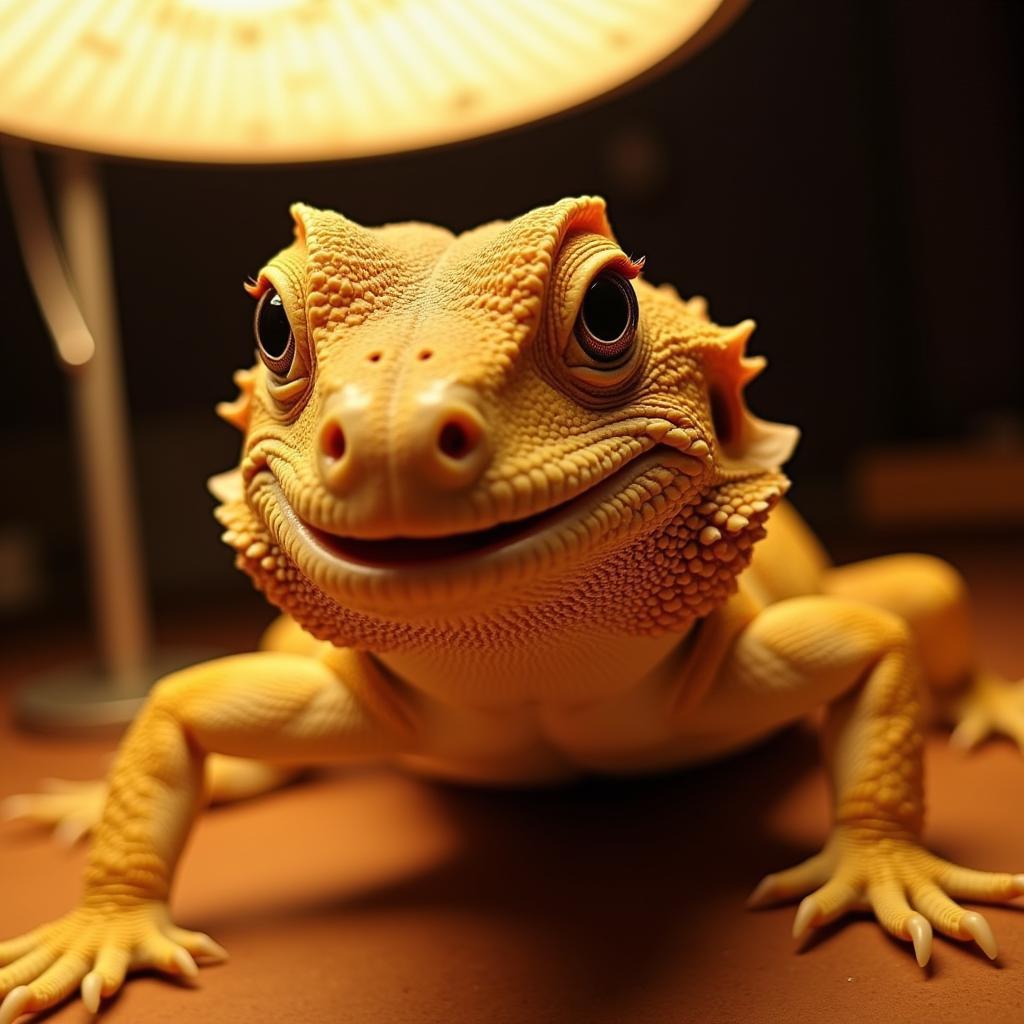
[{"left": 4, "top": 144, "right": 181, "bottom": 732}]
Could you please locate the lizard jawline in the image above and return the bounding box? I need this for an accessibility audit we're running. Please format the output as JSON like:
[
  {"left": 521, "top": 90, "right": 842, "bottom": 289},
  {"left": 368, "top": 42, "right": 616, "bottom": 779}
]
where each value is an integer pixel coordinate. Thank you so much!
[{"left": 259, "top": 449, "right": 702, "bottom": 607}]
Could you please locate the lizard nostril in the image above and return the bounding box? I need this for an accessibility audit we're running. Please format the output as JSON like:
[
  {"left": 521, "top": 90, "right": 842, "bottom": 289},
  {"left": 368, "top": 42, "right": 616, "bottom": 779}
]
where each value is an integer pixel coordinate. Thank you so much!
[
  {"left": 437, "top": 415, "right": 479, "bottom": 461},
  {"left": 321, "top": 420, "right": 347, "bottom": 462},
  {"left": 317, "top": 405, "right": 362, "bottom": 496},
  {"left": 417, "top": 399, "right": 490, "bottom": 490}
]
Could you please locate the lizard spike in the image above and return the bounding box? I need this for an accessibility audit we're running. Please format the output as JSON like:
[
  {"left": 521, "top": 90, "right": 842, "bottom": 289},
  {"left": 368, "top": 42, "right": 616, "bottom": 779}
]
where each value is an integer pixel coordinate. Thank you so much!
[
  {"left": 694, "top": 319, "right": 799, "bottom": 472},
  {"left": 216, "top": 396, "right": 250, "bottom": 431},
  {"left": 717, "top": 318, "right": 756, "bottom": 354},
  {"left": 216, "top": 366, "right": 257, "bottom": 432},
  {"left": 723, "top": 322, "right": 775, "bottom": 390},
  {"left": 208, "top": 468, "right": 243, "bottom": 504},
  {"left": 684, "top": 294, "right": 709, "bottom": 321},
  {"left": 656, "top": 284, "right": 709, "bottom": 321},
  {"left": 740, "top": 354, "right": 767, "bottom": 385},
  {"left": 234, "top": 367, "right": 256, "bottom": 394}
]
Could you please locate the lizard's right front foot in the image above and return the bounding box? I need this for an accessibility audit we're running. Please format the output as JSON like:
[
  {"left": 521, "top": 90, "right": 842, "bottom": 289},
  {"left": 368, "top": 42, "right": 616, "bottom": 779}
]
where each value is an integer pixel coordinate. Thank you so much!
[{"left": 0, "top": 903, "right": 227, "bottom": 1022}]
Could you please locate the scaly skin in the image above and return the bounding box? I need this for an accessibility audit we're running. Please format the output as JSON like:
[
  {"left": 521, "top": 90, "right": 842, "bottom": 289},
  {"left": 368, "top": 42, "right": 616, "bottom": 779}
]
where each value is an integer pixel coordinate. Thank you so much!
[{"left": 4, "top": 197, "right": 1024, "bottom": 1020}]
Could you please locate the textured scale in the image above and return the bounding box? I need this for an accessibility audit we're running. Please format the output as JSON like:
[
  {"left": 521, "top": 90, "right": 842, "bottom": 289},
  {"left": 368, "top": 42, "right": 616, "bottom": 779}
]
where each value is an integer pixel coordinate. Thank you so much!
[{"left": 2, "top": 198, "right": 1024, "bottom": 1022}]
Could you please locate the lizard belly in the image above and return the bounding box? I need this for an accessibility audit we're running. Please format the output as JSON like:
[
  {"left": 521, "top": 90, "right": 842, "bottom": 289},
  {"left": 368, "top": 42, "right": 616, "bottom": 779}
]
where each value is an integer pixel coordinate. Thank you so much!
[
  {"left": 391, "top": 668, "right": 715, "bottom": 785},
  {"left": 397, "top": 688, "right": 583, "bottom": 786},
  {"left": 536, "top": 682, "right": 781, "bottom": 776}
]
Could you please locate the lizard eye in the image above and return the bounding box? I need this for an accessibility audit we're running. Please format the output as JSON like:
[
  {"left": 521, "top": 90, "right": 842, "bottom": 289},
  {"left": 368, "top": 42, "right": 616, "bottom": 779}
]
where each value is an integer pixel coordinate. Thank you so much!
[
  {"left": 254, "top": 287, "right": 295, "bottom": 375},
  {"left": 573, "top": 270, "right": 638, "bottom": 363}
]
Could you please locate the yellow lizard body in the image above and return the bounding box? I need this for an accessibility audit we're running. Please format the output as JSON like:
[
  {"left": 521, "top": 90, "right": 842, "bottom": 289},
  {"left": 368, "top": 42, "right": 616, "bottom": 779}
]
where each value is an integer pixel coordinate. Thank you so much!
[{"left": 3, "top": 197, "right": 1023, "bottom": 1020}]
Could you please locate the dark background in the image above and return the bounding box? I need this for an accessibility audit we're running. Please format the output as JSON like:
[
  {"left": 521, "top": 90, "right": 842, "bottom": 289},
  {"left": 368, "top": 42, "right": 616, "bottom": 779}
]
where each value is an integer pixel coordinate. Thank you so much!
[{"left": 0, "top": 0, "right": 1020, "bottom": 633}]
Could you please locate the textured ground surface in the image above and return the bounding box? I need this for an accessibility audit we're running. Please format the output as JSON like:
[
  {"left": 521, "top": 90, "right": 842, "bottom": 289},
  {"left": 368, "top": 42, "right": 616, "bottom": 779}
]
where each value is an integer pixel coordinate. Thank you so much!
[{"left": 1, "top": 544, "right": 1023, "bottom": 1024}]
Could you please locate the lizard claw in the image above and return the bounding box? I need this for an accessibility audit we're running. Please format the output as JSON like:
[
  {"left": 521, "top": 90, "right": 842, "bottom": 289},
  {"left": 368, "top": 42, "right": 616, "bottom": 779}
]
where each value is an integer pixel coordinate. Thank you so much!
[
  {"left": 81, "top": 971, "right": 103, "bottom": 1014},
  {"left": 746, "top": 874, "right": 780, "bottom": 909},
  {"left": 791, "top": 895, "right": 819, "bottom": 941},
  {"left": 0, "top": 986, "right": 31, "bottom": 1024},
  {"left": 906, "top": 914, "right": 933, "bottom": 967},
  {"left": 0, "top": 983, "right": 30, "bottom": 1024},
  {"left": 961, "top": 911, "right": 998, "bottom": 960}
]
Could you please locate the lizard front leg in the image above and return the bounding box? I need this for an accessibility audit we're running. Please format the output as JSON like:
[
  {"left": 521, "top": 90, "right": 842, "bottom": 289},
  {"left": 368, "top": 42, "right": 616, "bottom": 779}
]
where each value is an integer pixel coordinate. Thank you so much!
[
  {"left": 716, "top": 596, "right": 1024, "bottom": 965},
  {"left": 3, "top": 613, "right": 326, "bottom": 843},
  {"left": 0, "top": 648, "right": 412, "bottom": 1022}
]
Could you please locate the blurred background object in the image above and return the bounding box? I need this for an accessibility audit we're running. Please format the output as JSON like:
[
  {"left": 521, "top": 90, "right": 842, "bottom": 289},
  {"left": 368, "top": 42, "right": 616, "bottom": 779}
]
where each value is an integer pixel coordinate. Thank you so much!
[
  {"left": 0, "top": 0, "right": 1020, "bottom": 660},
  {"left": 0, "top": 7, "right": 1021, "bottom": 1019},
  {"left": 2, "top": 146, "right": 156, "bottom": 730},
  {"left": 0, "top": 0, "right": 744, "bottom": 162},
  {"left": 0, "top": 0, "right": 747, "bottom": 727}
]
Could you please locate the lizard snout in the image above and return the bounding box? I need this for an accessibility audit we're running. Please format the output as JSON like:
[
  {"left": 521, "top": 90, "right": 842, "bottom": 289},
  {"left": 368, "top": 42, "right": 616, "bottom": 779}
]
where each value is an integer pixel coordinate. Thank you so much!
[{"left": 317, "top": 384, "right": 491, "bottom": 507}]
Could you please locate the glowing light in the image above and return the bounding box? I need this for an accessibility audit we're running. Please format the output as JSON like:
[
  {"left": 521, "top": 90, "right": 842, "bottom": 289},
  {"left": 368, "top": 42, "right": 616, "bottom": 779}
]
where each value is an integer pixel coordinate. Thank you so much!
[
  {"left": 0, "top": 0, "right": 743, "bottom": 163},
  {"left": 181, "top": 0, "right": 299, "bottom": 14}
]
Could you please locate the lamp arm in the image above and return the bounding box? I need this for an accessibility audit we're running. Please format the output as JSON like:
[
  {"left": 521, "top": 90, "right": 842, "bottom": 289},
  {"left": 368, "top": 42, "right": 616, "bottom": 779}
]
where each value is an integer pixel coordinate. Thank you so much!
[{"left": 2, "top": 144, "right": 96, "bottom": 368}]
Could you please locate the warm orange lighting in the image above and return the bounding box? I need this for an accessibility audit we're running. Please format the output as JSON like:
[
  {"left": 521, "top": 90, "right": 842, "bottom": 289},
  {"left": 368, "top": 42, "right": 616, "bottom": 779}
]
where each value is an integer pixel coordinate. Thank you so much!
[{"left": 0, "top": 0, "right": 743, "bottom": 163}]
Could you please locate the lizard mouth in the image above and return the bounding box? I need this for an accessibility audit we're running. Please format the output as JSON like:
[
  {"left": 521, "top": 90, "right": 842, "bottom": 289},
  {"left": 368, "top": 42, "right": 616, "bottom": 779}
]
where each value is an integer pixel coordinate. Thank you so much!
[
  {"left": 254, "top": 448, "right": 702, "bottom": 611},
  {"left": 308, "top": 501, "right": 578, "bottom": 567}
]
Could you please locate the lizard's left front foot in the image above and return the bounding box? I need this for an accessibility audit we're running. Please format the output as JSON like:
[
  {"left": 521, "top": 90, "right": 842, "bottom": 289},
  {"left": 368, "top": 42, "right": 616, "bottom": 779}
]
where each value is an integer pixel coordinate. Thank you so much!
[
  {"left": 748, "top": 827, "right": 1024, "bottom": 966},
  {"left": 947, "top": 675, "right": 1024, "bottom": 753}
]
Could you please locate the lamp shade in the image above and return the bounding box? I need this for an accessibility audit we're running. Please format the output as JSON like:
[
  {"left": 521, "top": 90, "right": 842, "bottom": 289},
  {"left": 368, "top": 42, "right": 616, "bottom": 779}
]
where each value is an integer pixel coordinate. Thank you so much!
[{"left": 0, "top": 0, "right": 744, "bottom": 164}]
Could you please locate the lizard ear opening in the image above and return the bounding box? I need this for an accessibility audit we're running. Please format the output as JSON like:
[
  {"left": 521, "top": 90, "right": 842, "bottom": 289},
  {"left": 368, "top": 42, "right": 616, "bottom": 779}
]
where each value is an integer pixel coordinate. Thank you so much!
[
  {"left": 700, "top": 320, "right": 799, "bottom": 472},
  {"left": 708, "top": 382, "right": 737, "bottom": 448}
]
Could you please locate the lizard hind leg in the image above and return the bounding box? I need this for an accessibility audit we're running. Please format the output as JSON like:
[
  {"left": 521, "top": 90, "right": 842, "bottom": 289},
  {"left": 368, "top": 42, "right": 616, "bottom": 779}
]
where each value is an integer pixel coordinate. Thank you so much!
[
  {"left": 822, "top": 554, "right": 972, "bottom": 690},
  {"left": 3, "top": 754, "right": 301, "bottom": 846},
  {"left": 822, "top": 553, "right": 1024, "bottom": 751}
]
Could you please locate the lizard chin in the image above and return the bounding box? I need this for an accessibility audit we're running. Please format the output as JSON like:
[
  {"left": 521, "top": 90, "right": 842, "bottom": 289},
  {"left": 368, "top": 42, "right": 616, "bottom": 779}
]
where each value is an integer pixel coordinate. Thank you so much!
[{"left": 253, "top": 449, "right": 703, "bottom": 615}]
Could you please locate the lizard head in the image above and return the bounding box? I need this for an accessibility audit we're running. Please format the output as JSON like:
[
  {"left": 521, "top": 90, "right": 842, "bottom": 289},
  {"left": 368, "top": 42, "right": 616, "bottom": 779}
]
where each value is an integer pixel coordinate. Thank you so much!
[{"left": 212, "top": 197, "right": 797, "bottom": 651}]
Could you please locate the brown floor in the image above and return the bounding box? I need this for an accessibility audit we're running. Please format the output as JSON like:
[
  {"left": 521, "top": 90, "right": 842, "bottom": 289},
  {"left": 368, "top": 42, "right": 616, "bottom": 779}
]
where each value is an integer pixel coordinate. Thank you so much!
[{"left": 2, "top": 548, "right": 1024, "bottom": 1024}]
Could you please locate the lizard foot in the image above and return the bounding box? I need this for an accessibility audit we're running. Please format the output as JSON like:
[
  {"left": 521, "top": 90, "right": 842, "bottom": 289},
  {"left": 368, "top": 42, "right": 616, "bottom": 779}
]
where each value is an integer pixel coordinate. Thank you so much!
[
  {"left": 0, "top": 903, "right": 227, "bottom": 1021},
  {"left": 947, "top": 675, "right": 1024, "bottom": 753},
  {"left": 747, "top": 827, "right": 1024, "bottom": 966},
  {"left": 2, "top": 777, "right": 107, "bottom": 845}
]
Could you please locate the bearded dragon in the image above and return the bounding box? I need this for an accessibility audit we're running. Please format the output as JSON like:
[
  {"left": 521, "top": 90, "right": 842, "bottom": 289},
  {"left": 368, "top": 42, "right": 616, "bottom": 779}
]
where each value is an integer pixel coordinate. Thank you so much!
[{"left": 3, "top": 197, "right": 1024, "bottom": 1022}]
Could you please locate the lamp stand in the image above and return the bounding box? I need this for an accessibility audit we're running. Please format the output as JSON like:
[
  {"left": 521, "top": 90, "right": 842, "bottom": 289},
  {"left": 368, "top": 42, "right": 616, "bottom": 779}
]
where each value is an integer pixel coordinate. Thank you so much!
[{"left": 5, "top": 147, "right": 207, "bottom": 735}]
